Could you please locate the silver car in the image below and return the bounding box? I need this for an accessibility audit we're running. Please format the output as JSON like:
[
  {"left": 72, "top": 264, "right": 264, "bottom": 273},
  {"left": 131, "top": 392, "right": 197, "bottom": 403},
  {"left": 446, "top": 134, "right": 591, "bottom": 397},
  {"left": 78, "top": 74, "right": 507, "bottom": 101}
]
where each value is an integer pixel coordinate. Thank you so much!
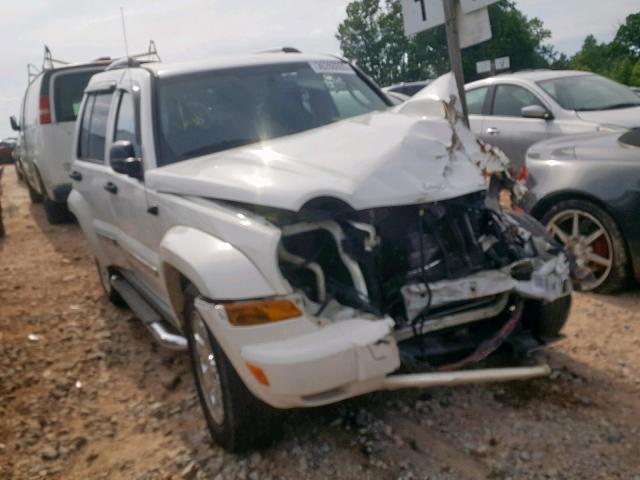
[{"left": 465, "top": 70, "right": 640, "bottom": 168}]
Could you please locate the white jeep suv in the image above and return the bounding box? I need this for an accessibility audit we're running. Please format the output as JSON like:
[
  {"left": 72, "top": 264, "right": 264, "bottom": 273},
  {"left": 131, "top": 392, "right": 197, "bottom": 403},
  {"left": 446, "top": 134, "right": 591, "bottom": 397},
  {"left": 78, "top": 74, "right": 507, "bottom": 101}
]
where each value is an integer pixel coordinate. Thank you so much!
[{"left": 69, "top": 52, "right": 573, "bottom": 451}]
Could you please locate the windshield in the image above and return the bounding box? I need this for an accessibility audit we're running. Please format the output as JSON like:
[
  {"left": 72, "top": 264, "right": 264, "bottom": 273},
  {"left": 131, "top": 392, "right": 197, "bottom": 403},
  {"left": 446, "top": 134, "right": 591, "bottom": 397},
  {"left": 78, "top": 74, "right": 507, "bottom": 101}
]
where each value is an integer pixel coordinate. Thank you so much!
[
  {"left": 156, "top": 61, "right": 388, "bottom": 165},
  {"left": 538, "top": 74, "right": 640, "bottom": 112}
]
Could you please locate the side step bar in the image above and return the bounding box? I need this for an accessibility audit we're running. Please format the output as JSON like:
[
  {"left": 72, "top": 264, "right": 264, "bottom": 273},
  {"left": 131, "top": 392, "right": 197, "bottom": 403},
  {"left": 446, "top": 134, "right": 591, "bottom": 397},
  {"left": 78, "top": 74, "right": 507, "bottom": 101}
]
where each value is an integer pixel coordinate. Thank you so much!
[
  {"left": 382, "top": 364, "right": 551, "bottom": 391},
  {"left": 110, "top": 276, "right": 188, "bottom": 351}
]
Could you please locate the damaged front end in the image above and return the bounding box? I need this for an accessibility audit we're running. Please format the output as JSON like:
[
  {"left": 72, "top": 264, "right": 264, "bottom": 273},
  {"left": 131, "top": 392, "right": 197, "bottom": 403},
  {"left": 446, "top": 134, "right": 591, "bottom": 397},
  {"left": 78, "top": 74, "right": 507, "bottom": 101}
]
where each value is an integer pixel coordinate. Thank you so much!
[{"left": 195, "top": 74, "right": 573, "bottom": 407}]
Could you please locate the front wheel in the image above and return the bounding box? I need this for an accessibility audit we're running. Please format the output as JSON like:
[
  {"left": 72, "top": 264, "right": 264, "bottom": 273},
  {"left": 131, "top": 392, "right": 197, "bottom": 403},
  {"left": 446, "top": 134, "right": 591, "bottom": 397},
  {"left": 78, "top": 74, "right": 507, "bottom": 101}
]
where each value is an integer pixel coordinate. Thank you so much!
[
  {"left": 26, "top": 179, "right": 43, "bottom": 203},
  {"left": 522, "top": 295, "right": 572, "bottom": 339},
  {"left": 183, "top": 286, "right": 279, "bottom": 452},
  {"left": 542, "top": 199, "right": 628, "bottom": 293}
]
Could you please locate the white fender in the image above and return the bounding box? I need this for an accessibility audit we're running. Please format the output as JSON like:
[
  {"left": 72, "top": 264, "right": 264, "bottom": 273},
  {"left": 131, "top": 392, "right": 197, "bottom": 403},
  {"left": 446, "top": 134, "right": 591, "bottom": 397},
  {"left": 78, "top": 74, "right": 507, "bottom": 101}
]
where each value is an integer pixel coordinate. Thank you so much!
[{"left": 159, "top": 226, "right": 279, "bottom": 300}]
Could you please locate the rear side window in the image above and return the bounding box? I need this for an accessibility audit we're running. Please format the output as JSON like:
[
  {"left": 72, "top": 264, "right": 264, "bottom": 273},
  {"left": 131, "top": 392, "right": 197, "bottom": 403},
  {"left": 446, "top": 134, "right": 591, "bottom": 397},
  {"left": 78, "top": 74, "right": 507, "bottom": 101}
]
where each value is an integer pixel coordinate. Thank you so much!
[
  {"left": 466, "top": 87, "right": 489, "bottom": 115},
  {"left": 53, "top": 70, "right": 101, "bottom": 122},
  {"left": 492, "top": 84, "right": 544, "bottom": 117},
  {"left": 78, "top": 92, "right": 113, "bottom": 163}
]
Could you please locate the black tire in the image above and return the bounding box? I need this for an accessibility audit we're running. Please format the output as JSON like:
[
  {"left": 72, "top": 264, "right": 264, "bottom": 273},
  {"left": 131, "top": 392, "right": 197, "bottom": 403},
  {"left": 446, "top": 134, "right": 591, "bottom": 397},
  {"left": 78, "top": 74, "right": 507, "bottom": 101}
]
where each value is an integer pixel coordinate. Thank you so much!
[
  {"left": 26, "top": 179, "right": 43, "bottom": 203},
  {"left": 43, "top": 197, "right": 71, "bottom": 224},
  {"left": 95, "top": 260, "right": 126, "bottom": 307},
  {"left": 183, "top": 285, "right": 279, "bottom": 452},
  {"left": 523, "top": 295, "right": 572, "bottom": 339},
  {"left": 541, "top": 199, "right": 629, "bottom": 293}
]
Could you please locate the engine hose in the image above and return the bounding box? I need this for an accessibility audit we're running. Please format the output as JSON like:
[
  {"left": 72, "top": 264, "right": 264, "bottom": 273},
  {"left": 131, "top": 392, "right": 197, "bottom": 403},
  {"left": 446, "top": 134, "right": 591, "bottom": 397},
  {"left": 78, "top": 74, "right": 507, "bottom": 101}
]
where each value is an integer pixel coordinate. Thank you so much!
[{"left": 437, "top": 298, "right": 524, "bottom": 372}]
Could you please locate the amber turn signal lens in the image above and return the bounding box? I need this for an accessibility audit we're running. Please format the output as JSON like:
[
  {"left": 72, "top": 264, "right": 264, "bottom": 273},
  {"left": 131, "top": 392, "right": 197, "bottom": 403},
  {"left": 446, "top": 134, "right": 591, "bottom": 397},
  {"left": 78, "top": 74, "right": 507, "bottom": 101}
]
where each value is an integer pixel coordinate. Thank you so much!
[
  {"left": 246, "top": 363, "right": 270, "bottom": 386},
  {"left": 224, "top": 299, "right": 302, "bottom": 326}
]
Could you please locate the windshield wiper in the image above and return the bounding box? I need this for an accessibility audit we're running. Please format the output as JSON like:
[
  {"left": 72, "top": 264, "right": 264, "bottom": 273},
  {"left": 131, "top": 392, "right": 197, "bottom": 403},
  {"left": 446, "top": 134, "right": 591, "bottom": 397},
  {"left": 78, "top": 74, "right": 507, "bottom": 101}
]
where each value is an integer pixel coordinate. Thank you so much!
[
  {"left": 178, "top": 138, "right": 259, "bottom": 160},
  {"left": 602, "top": 103, "right": 640, "bottom": 110}
]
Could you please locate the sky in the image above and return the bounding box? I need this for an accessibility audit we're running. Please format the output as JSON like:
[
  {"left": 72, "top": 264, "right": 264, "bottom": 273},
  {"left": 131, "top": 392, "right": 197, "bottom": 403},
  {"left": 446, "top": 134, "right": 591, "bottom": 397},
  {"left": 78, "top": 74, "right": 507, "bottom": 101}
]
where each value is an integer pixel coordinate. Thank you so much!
[{"left": 0, "top": 0, "right": 638, "bottom": 139}]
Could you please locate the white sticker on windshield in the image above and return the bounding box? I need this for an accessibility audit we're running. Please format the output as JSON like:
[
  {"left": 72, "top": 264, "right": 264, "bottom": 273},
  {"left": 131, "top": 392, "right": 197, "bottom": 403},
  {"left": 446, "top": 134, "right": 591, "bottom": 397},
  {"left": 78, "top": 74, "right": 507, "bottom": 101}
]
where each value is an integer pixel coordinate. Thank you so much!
[{"left": 309, "top": 61, "right": 355, "bottom": 75}]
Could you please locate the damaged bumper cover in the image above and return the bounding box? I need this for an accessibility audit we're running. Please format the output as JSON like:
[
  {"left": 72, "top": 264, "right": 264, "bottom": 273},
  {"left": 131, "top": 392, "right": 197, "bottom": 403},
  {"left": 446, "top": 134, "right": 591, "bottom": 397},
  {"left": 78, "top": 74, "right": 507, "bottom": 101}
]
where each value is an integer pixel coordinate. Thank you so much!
[{"left": 194, "top": 249, "right": 568, "bottom": 409}]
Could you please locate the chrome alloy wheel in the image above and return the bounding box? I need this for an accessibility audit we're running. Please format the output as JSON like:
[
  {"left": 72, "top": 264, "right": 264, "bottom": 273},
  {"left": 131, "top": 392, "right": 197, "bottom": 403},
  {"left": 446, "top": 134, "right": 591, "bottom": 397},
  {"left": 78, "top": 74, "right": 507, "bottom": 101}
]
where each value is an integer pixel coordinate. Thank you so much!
[
  {"left": 546, "top": 209, "right": 613, "bottom": 291},
  {"left": 191, "top": 310, "right": 225, "bottom": 424}
]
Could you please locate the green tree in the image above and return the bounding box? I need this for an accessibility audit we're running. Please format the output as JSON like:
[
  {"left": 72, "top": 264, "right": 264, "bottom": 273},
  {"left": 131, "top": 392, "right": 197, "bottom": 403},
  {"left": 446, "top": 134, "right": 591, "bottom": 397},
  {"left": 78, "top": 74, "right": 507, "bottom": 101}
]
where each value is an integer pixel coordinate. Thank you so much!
[{"left": 337, "top": 0, "right": 554, "bottom": 86}]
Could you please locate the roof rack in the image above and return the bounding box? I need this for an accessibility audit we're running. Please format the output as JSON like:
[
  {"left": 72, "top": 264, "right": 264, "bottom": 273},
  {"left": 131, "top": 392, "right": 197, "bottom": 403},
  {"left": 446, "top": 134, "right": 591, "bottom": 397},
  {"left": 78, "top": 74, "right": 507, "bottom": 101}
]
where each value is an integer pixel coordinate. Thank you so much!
[
  {"left": 43, "top": 45, "right": 70, "bottom": 70},
  {"left": 105, "top": 40, "right": 162, "bottom": 71},
  {"left": 258, "top": 46, "right": 302, "bottom": 54}
]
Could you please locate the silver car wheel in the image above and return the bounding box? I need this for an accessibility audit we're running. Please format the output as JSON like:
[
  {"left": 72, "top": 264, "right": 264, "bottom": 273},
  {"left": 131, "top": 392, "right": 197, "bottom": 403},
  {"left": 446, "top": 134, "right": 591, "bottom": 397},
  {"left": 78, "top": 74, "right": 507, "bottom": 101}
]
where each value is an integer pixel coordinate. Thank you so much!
[
  {"left": 191, "top": 309, "right": 225, "bottom": 425},
  {"left": 547, "top": 209, "right": 613, "bottom": 291}
]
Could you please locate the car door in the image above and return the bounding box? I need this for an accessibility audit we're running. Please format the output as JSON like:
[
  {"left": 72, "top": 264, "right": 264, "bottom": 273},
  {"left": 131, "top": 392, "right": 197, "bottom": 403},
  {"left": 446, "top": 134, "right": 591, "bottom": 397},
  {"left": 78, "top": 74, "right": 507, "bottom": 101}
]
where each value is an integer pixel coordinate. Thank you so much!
[
  {"left": 481, "top": 83, "right": 554, "bottom": 169},
  {"left": 104, "top": 87, "right": 166, "bottom": 302},
  {"left": 466, "top": 85, "right": 490, "bottom": 141},
  {"left": 70, "top": 90, "right": 120, "bottom": 261}
]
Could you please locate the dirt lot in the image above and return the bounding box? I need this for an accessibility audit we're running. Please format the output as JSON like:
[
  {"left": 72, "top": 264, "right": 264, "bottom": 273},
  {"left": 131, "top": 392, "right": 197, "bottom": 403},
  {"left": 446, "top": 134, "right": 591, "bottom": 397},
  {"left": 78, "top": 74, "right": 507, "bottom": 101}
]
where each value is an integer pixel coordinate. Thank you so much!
[{"left": 1, "top": 165, "right": 639, "bottom": 480}]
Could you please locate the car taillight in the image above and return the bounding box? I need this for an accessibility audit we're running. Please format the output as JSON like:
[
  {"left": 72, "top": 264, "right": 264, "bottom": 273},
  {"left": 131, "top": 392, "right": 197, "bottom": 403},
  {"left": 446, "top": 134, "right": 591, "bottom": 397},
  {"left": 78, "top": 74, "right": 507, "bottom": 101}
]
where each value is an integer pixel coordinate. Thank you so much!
[
  {"left": 518, "top": 165, "right": 528, "bottom": 182},
  {"left": 39, "top": 96, "right": 51, "bottom": 124}
]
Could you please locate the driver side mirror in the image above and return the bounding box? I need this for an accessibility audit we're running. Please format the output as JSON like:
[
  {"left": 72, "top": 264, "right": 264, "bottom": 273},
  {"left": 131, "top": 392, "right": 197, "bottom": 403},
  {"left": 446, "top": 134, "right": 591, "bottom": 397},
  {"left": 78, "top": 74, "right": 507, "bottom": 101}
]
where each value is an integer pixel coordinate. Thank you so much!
[
  {"left": 109, "top": 140, "right": 143, "bottom": 180},
  {"left": 9, "top": 116, "right": 20, "bottom": 131},
  {"left": 521, "top": 105, "right": 553, "bottom": 120}
]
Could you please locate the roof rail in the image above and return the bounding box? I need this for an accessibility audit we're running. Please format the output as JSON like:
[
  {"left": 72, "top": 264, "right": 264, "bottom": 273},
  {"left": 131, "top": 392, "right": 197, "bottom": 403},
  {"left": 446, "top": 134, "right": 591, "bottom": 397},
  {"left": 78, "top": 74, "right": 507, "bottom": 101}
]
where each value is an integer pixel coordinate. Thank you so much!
[
  {"left": 258, "top": 46, "right": 302, "bottom": 54},
  {"left": 105, "top": 40, "right": 162, "bottom": 71},
  {"left": 42, "top": 45, "right": 70, "bottom": 70}
]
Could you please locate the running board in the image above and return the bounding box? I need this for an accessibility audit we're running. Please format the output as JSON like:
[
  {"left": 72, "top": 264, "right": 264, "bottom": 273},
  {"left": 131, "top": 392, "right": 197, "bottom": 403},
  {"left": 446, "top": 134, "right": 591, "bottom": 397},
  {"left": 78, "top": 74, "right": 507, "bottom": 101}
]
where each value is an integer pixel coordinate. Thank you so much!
[
  {"left": 110, "top": 276, "right": 188, "bottom": 351},
  {"left": 382, "top": 364, "right": 551, "bottom": 391}
]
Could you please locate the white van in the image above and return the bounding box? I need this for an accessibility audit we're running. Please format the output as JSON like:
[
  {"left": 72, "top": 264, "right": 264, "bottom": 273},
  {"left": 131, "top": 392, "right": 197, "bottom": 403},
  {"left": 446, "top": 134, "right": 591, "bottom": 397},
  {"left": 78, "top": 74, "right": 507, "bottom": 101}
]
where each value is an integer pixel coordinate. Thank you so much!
[{"left": 10, "top": 49, "right": 109, "bottom": 223}]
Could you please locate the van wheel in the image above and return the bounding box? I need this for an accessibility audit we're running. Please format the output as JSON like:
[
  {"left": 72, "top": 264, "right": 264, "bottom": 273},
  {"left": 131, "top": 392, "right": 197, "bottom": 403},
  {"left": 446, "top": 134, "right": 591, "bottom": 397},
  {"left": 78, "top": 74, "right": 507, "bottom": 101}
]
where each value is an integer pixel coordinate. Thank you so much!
[
  {"left": 183, "top": 285, "right": 279, "bottom": 452},
  {"left": 27, "top": 180, "right": 43, "bottom": 203},
  {"left": 43, "top": 197, "right": 71, "bottom": 224}
]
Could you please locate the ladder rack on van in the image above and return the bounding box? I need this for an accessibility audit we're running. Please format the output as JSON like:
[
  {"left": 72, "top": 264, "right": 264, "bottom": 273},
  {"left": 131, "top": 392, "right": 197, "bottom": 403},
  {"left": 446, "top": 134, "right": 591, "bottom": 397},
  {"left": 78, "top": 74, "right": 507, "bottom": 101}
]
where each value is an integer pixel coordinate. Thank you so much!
[{"left": 106, "top": 40, "right": 162, "bottom": 71}]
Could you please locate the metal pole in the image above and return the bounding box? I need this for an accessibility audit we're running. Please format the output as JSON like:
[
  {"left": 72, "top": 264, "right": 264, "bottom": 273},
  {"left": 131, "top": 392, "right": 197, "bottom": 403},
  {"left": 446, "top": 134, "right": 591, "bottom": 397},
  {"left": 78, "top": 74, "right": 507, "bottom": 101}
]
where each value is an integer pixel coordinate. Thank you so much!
[{"left": 442, "top": 0, "right": 469, "bottom": 126}]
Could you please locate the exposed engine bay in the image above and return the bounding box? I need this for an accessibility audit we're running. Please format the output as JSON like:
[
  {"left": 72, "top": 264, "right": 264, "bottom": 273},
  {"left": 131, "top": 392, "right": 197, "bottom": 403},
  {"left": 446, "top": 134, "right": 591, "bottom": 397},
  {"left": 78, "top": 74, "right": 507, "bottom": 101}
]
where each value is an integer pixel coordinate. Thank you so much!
[{"left": 274, "top": 188, "right": 572, "bottom": 372}]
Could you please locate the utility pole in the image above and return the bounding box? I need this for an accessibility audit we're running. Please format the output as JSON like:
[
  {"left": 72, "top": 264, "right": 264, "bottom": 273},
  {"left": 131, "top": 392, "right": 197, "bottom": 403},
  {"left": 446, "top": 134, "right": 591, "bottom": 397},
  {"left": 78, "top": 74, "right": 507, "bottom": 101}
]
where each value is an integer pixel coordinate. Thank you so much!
[{"left": 442, "top": 0, "right": 469, "bottom": 126}]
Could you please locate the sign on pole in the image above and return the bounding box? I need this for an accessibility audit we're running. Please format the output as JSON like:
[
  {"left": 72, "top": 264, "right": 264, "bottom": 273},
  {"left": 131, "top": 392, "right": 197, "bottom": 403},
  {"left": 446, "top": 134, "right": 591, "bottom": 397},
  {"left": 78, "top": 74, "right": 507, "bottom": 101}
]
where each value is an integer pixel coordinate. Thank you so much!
[
  {"left": 495, "top": 56, "right": 511, "bottom": 71},
  {"left": 459, "top": 0, "right": 499, "bottom": 14},
  {"left": 401, "top": 0, "right": 445, "bottom": 36},
  {"left": 476, "top": 60, "right": 492, "bottom": 75},
  {"left": 457, "top": 6, "right": 492, "bottom": 49}
]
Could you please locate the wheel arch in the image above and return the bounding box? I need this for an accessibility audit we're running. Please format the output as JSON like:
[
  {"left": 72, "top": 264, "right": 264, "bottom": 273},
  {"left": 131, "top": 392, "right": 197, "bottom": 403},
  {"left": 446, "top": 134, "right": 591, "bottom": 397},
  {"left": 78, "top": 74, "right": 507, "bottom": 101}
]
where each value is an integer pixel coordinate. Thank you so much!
[{"left": 158, "top": 226, "right": 283, "bottom": 328}]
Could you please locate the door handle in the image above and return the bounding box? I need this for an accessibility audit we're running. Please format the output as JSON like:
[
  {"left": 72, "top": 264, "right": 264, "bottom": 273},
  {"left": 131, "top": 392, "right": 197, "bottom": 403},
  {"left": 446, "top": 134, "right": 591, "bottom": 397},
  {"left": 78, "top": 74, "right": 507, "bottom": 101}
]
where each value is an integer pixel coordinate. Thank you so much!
[
  {"left": 69, "top": 171, "right": 82, "bottom": 181},
  {"left": 104, "top": 182, "right": 118, "bottom": 195},
  {"left": 486, "top": 127, "right": 500, "bottom": 135}
]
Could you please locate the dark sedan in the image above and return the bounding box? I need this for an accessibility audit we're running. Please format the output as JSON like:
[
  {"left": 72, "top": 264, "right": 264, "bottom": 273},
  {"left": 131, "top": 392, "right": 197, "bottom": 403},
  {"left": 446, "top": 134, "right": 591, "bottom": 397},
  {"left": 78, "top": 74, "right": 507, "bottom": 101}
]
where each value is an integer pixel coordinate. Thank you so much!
[{"left": 522, "top": 128, "right": 640, "bottom": 293}]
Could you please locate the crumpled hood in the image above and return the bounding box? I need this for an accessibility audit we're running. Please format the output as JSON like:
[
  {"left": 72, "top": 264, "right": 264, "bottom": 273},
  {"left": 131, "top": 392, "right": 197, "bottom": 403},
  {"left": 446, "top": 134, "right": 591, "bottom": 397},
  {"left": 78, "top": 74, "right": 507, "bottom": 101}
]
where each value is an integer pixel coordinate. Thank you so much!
[
  {"left": 146, "top": 74, "right": 509, "bottom": 212},
  {"left": 575, "top": 106, "right": 640, "bottom": 129}
]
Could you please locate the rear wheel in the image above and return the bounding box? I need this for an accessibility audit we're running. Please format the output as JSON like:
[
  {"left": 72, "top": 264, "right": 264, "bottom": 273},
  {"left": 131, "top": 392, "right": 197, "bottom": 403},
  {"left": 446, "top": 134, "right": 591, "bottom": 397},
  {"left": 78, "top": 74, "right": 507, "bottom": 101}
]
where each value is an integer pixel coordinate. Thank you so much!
[
  {"left": 26, "top": 178, "right": 43, "bottom": 203},
  {"left": 183, "top": 285, "right": 278, "bottom": 452},
  {"left": 43, "top": 197, "right": 71, "bottom": 224},
  {"left": 542, "top": 199, "right": 628, "bottom": 293}
]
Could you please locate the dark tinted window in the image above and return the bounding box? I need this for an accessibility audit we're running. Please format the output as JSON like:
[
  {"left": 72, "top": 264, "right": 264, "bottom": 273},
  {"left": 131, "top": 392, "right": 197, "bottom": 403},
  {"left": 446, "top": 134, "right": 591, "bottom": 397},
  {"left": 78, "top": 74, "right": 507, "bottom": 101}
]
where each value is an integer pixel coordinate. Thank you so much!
[
  {"left": 492, "top": 84, "right": 544, "bottom": 117},
  {"left": 78, "top": 95, "right": 95, "bottom": 160},
  {"left": 538, "top": 74, "right": 640, "bottom": 111},
  {"left": 79, "top": 92, "right": 113, "bottom": 162},
  {"left": 466, "top": 87, "right": 489, "bottom": 115},
  {"left": 114, "top": 91, "right": 140, "bottom": 156},
  {"left": 53, "top": 69, "right": 101, "bottom": 122},
  {"left": 156, "top": 62, "right": 388, "bottom": 166}
]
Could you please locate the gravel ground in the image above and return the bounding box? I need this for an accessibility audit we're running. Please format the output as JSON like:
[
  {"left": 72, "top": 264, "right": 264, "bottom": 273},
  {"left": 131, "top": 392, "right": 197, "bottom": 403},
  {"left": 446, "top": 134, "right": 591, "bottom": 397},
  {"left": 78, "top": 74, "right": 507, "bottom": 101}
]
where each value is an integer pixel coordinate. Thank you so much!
[{"left": 1, "top": 165, "right": 639, "bottom": 480}]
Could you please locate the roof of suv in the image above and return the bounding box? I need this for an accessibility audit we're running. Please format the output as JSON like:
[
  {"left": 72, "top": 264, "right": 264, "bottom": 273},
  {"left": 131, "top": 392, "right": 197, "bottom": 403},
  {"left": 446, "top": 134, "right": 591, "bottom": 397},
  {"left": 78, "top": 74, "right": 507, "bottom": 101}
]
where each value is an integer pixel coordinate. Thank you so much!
[
  {"left": 466, "top": 69, "right": 593, "bottom": 89},
  {"left": 140, "top": 53, "right": 347, "bottom": 78}
]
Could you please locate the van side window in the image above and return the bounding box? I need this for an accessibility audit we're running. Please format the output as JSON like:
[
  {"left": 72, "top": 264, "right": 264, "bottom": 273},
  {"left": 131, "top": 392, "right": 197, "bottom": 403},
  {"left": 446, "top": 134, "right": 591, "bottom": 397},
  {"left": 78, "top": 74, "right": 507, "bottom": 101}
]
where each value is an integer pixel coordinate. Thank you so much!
[
  {"left": 114, "top": 91, "right": 140, "bottom": 157},
  {"left": 78, "top": 92, "right": 113, "bottom": 163}
]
